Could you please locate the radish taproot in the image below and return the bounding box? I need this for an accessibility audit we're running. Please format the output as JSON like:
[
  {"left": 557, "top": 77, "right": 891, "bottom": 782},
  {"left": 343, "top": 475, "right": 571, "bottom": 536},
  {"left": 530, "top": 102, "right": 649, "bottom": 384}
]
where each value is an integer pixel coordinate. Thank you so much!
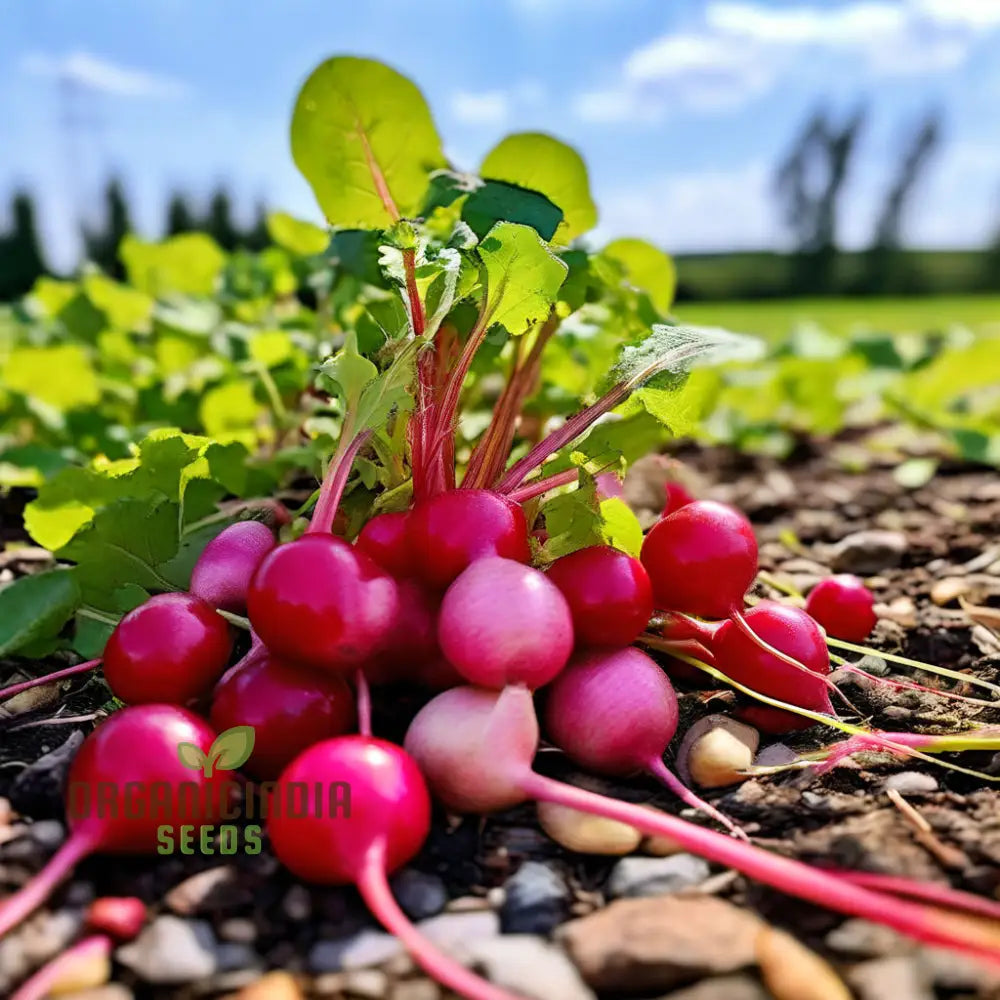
[
  {"left": 268, "top": 736, "right": 522, "bottom": 1000},
  {"left": 189, "top": 520, "right": 276, "bottom": 613}
]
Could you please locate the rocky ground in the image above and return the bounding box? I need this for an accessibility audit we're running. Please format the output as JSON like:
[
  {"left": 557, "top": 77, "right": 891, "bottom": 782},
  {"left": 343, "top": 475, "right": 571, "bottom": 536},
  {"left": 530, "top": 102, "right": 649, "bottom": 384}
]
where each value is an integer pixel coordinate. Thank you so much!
[{"left": 2, "top": 434, "right": 1000, "bottom": 1000}]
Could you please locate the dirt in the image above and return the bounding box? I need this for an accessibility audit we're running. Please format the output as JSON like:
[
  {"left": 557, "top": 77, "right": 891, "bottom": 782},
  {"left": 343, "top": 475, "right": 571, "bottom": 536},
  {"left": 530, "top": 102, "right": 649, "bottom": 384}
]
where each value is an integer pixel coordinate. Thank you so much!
[{"left": 1, "top": 438, "right": 999, "bottom": 999}]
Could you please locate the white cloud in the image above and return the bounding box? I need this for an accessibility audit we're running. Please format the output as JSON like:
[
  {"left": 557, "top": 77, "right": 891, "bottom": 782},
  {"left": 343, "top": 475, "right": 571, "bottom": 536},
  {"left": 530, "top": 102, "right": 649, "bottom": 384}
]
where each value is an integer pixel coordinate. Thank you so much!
[
  {"left": 706, "top": 2, "right": 906, "bottom": 46},
  {"left": 913, "top": 0, "right": 1000, "bottom": 30},
  {"left": 450, "top": 90, "right": 512, "bottom": 125},
  {"left": 21, "top": 51, "right": 188, "bottom": 99}
]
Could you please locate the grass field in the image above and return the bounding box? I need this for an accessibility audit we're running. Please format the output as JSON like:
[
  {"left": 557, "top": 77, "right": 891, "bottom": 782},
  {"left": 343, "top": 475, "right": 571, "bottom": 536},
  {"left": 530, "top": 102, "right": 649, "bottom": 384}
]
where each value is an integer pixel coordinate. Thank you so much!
[{"left": 675, "top": 294, "right": 1000, "bottom": 340}]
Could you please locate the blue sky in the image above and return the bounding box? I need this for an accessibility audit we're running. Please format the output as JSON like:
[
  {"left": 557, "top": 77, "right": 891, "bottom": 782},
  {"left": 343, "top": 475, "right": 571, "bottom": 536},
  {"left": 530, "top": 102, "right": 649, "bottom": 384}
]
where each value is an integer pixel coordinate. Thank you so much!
[{"left": 2, "top": 0, "right": 999, "bottom": 270}]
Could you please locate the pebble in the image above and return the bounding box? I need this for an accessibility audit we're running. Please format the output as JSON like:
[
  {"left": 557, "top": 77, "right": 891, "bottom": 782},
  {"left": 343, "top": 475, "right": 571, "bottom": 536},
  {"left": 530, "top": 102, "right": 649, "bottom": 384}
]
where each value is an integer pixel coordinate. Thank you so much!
[
  {"left": 879, "top": 596, "right": 918, "bottom": 628},
  {"left": 755, "top": 926, "right": 850, "bottom": 1000},
  {"left": 390, "top": 868, "right": 449, "bottom": 921},
  {"left": 116, "top": 916, "right": 219, "bottom": 983},
  {"left": 500, "top": 861, "right": 571, "bottom": 934},
  {"left": 848, "top": 957, "right": 933, "bottom": 1000},
  {"left": 233, "top": 971, "right": 305, "bottom": 1000},
  {"left": 282, "top": 884, "right": 312, "bottom": 921},
  {"left": 824, "top": 919, "right": 910, "bottom": 958},
  {"left": 309, "top": 930, "right": 405, "bottom": 972},
  {"left": 559, "top": 895, "right": 761, "bottom": 992},
  {"left": 607, "top": 855, "right": 711, "bottom": 899},
  {"left": 658, "top": 975, "right": 770, "bottom": 1000},
  {"left": 882, "top": 771, "right": 938, "bottom": 794},
  {"left": 463, "top": 935, "right": 596, "bottom": 1000},
  {"left": 918, "top": 947, "right": 1000, "bottom": 991},
  {"left": 56, "top": 986, "right": 134, "bottom": 1000},
  {"left": 388, "top": 981, "right": 440, "bottom": 1000},
  {"left": 753, "top": 743, "right": 798, "bottom": 768},
  {"left": 218, "top": 917, "right": 258, "bottom": 943},
  {"left": 930, "top": 576, "right": 972, "bottom": 606},
  {"left": 419, "top": 910, "right": 500, "bottom": 954},
  {"left": 164, "top": 865, "right": 250, "bottom": 915},
  {"left": 343, "top": 968, "right": 390, "bottom": 998},
  {"left": 28, "top": 818, "right": 66, "bottom": 849},
  {"left": 828, "top": 530, "right": 907, "bottom": 574}
]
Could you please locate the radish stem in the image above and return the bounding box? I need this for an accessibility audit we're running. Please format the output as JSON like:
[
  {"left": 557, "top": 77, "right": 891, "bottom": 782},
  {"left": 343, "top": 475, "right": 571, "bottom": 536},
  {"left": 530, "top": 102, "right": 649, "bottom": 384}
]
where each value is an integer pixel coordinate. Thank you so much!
[
  {"left": 645, "top": 755, "right": 747, "bottom": 840},
  {"left": 0, "top": 660, "right": 101, "bottom": 705},
  {"left": 356, "top": 669, "right": 372, "bottom": 738},
  {"left": 10, "top": 933, "right": 111, "bottom": 1000},
  {"left": 308, "top": 429, "right": 373, "bottom": 535}
]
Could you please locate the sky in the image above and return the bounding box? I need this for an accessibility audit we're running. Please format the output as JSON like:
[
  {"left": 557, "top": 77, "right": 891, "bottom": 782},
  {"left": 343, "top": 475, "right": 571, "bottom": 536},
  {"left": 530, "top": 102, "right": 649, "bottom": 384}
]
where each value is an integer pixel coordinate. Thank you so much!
[{"left": 2, "top": 0, "right": 999, "bottom": 270}]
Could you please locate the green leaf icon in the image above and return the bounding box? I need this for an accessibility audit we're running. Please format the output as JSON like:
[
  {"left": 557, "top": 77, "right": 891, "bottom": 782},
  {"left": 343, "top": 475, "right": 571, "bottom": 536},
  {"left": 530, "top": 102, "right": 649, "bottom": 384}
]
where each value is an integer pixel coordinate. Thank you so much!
[
  {"left": 204, "top": 726, "right": 255, "bottom": 777},
  {"left": 177, "top": 742, "right": 208, "bottom": 771}
]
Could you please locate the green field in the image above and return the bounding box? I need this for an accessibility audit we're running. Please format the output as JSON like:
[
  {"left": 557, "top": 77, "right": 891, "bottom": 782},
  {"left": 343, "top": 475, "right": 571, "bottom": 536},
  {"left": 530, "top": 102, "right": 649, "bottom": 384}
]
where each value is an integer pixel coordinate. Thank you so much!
[{"left": 675, "top": 295, "right": 1000, "bottom": 340}]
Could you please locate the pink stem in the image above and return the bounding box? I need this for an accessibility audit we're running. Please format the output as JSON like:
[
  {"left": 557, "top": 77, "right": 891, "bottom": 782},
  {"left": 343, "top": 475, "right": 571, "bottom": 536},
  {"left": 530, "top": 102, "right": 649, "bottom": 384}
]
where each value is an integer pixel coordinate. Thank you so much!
[
  {"left": 213, "top": 634, "right": 267, "bottom": 693},
  {"left": 10, "top": 933, "right": 111, "bottom": 1000},
  {"left": 0, "top": 660, "right": 100, "bottom": 704},
  {"left": 357, "top": 849, "right": 523, "bottom": 1000},
  {"left": 518, "top": 770, "right": 1000, "bottom": 966},
  {"left": 0, "top": 827, "right": 100, "bottom": 937},
  {"left": 645, "top": 756, "right": 747, "bottom": 840},
  {"left": 841, "top": 665, "right": 997, "bottom": 707},
  {"left": 356, "top": 669, "right": 372, "bottom": 738},
  {"left": 505, "top": 468, "right": 578, "bottom": 503},
  {"left": 308, "top": 429, "right": 373, "bottom": 535},
  {"left": 829, "top": 870, "right": 1000, "bottom": 922}
]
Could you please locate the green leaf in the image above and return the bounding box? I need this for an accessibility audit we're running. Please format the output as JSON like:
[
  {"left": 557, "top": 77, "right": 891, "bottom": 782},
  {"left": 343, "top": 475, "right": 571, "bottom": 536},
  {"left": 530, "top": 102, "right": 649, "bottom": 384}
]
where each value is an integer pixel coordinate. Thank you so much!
[
  {"left": 480, "top": 133, "right": 597, "bottom": 242},
  {"left": 266, "top": 211, "right": 329, "bottom": 256},
  {"left": 478, "top": 222, "right": 568, "bottom": 336},
  {"left": 121, "top": 233, "right": 226, "bottom": 297},
  {"left": 176, "top": 742, "right": 207, "bottom": 770},
  {"left": 198, "top": 381, "right": 261, "bottom": 444},
  {"left": 318, "top": 331, "right": 379, "bottom": 409},
  {"left": 207, "top": 725, "right": 256, "bottom": 772},
  {"left": 461, "top": 180, "right": 563, "bottom": 241},
  {"left": 603, "top": 238, "right": 676, "bottom": 315},
  {"left": 291, "top": 56, "right": 446, "bottom": 228},
  {"left": 598, "top": 497, "right": 644, "bottom": 557},
  {"left": 83, "top": 274, "right": 154, "bottom": 331},
  {"left": 4, "top": 345, "right": 100, "bottom": 411},
  {"left": 0, "top": 571, "right": 81, "bottom": 657}
]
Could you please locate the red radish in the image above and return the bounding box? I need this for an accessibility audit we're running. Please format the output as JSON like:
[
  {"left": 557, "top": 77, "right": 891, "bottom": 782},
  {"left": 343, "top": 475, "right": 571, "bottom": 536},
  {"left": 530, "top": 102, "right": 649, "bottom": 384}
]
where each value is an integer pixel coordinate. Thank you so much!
[
  {"left": 364, "top": 579, "right": 442, "bottom": 686},
  {"left": 85, "top": 896, "right": 146, "bottom": 940},
  {"left": 247, "top": 534, "right": 398, "bottom": 672},
  {"left": 641, "top": 500, "right": 758, "bottom": 620},
  {"left": 189, "top": 520, "right": 276, "bottom": 613},
  {"left": 662, "top": 479, "right": 696, "bottom": 517},
  {"left": 268, "top": 736, "right": 521, "bottom": 1000},
  {"left": 404, "top": 685, "right": 1000, "bottom": 965},
  {"left": 437, "top": 557, "right": 574, "bottom": 689},
  {"left": 210, "top": 654, "right": 356, "bottom": 778},
  {"left": 546, "top": 546, "right": 653, "bottom": 647},
  {"left": 806, "top": 574, "right": 878, "bottom": 642},
  {"left": 103, "top": 594, "right": 232, "bottom": 705},
  {"left": 543, "top": 648, "right": 742, "bottom": 835},
  {"left": 0, "top": 705, "right": 229, "bottom": 937},
  {"left": 356, "top": 511, "right": 415, "bottom": 579},
  {"left": 407, "top": 489, "right": 530, "bottom": 589}
]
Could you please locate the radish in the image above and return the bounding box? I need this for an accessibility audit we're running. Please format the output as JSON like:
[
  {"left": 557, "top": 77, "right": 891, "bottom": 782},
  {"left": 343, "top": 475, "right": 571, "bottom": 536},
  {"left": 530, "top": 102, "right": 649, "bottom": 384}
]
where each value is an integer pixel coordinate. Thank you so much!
[
  {"left": 247, "top": 534, "right": 398, "bottom": 672},
  {"left": 404, "top": 685, "right": 1000, "bottom": 964},
  {"left": 356, "top": 511, "right": 415, "bottom": 579},
  {"left": 806, "top": 574, "right": 878, "bottom": 642},
  {"left": 268, "top": 736, "right": 522, "bottom": 1000},
  {"left": 543, "top": 648, "right": 743, "bottom": 835},
  {"left": 545, "top": 546, "right": 653, "bottom": 648},
  {"left": 210, "top": 654, "right": 356, "bottom": 778},
  {"left": 662, "top": 479, "right": 696, "bottom": 517},
  {"left": 364, "top": 578, "right": 442, "bottom": 686},
  {"left": 189, "top": 520, "right": 276, "bottom": 613},
  {"left": 0, "top": 705, "right": 229, "bottom": 936},
  {"left": 437, "top": 557, "right": 574, "bottom": 689},
  {"left": 103, "top": 593, "right": 232, "bottom": 706},
  {"left": 407, "top": 489, "right": 530, "bottom": 589}
]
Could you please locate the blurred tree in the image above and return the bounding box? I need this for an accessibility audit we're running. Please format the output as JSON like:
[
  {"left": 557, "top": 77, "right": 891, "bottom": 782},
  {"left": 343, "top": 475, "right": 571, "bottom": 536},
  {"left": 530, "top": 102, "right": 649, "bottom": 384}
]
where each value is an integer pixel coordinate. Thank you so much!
[
  {"left": 774, "top": 105, "right": 867, "bottom": 293},
  {"left": 864, "top": 111, "right": 942, "bottom": 293},
  {"left": 0, "top": 191, "right": 47, "bottom": 300},
  {"left": 81, "top": 179, "right": 131, "bottom": 279},
  {"left": 243, "top": 202, "right": 270, "bottom": 252},
  {"left": 165, "top": 192, "right": 198, "bottom": 235},
  {"left": 205, "top": 188, "right": 240, "bottom": 250}
]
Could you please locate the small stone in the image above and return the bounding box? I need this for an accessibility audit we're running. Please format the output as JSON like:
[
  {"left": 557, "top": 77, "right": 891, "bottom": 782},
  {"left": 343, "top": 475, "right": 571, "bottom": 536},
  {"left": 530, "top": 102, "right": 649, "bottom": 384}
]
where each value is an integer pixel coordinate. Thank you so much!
[
  {"left": 658, "top": 975, "right": 769, "bottom": 1000},
  {"left": 848, "top": 957, "right": 933, "bottom": 1000},
  {"left": 500, "top": 861, "right": 570, "bottom": 934},
  {"left": 918, "top": 947, "right": 1000, "bottom": 991},
  {"left": 282, "top": 884, "right": 312, "bottom": 921},
  {"left": 164, "top": 865, "right": 249, "bottom": 915},
  {"left": 343, "top": 968, "right": 390, "bottom": 998},
  {"left": 828, "top": 530, "right": 907, "bottom": 574},
  {"left": 218, "top": 917, "right": 258, "bottom": 943},
  {"left": 389, "top": 981, "right": 440, "bottom": 1000},
  {"left": 28, "top": 818, "right": 66, "bottom": 849},
  {"left": 233, "top": 970, "right": 305, "bottom": 1000},
  {"left": 882, "top": 772, "right": 938, "bottom": 794},
  {"left": 464, "top": 935, "right": 596, "bottom": 1000},
  {"left": 537, "top": 801, "right": 642, "bottom": 856},
  {"left": 877, "top": 596, "right": 917, "bottom": 628},
  {"left": 116, "top": 916, "right": 219, "bottom": 984},
  {"left": 418, "top": 910, "right": 500, "bottom": 953},
  {"left": 607, "top": 855, "right": 711, "bottom": 899},
  {"left": 824, "top": 919, "right": 910, "bottom": 958},
  {"left": 755, "top": 926, "right": 850, "bottom": 1000},
  {"left": 753, "top": 743, "right": 798, "bottom": 768},
  {"left": 390, "top": 869, "right": 449, "bottom": 921},
  {"left": 215, "top": 940, "right": 260, "bottom": 971},
  {"left": 559, "top": 895, "right": 761, "bottom": 992},
  {"left": 930, "top": 577, "right": 972, "bottom": 606},
  {"left": 313, "top": 930, "right": 405, "bottom": 971},
  {"left": 55, "top": 986, "right": 134, "bottom": 1000}
]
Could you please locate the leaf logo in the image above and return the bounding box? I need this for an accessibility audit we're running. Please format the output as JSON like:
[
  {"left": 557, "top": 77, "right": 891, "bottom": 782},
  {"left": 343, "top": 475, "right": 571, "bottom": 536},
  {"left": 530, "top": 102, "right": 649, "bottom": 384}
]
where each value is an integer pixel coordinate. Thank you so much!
[{"left": 177, "top": 726, "right": 255, "bottom": 777}]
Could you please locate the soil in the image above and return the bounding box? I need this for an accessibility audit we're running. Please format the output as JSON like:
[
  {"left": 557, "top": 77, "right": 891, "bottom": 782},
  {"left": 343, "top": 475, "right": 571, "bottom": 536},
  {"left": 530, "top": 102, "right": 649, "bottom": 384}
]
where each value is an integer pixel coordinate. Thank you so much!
[{"left": 2, "top": 436, "right": 999, "bottom": 1000}]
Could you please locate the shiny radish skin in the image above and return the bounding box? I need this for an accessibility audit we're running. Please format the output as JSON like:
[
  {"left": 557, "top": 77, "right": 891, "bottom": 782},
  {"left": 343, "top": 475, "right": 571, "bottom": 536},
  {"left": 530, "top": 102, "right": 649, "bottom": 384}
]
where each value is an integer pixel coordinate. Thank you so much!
[
  {"left": 438, "top": 557, "right": 574, "bottom": 689},
  {"left": 806, "top": 575, "right": 878, "bottom": 642},
  {"left": 364, "top": 579, "right": 442, "bottom": 686},
  {"left": 356, "top": 512, "right": 415, "bottom": 579},
  {"left": 103, "top": 594, "right": 232, "bottom": 706},
  {"left": 546, "top": 546, "right": 654, "bottom": 648},
  {"left": 662, "top": 479, "right": 696, "bottom": 517},
  {"left": 210, "top": 655, "right": 356, "bottom": 779},
  {"left": 407, "top": 489, "right": 530, "bottom": 589},
  {"left": 641, "top": 500, "right": 758, "bottom": 619},
  {"left": 0, "top": 706, "right": 229, "bottom": 938},
  {"left": 715, "top": 601, "right": 834, "bottom": 732},
  {"left": 248, "top": 535, "right": 399, "bottom": 672},
  {"left": 189, "top": 520, "right": 276, "bottom": 613}
]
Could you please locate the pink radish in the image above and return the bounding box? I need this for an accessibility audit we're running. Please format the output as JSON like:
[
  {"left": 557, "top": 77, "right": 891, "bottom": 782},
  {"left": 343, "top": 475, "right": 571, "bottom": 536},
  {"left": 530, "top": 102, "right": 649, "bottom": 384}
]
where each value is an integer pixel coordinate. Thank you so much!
[
  {"left": 356, "top": 511, "right": 415, "bottom": 579},
  {"left": 806, "top": 574, "right": 878, "bottom": 642},
  {"left": 189, "top": 520, "right": 276, "bottom": 613},
  {"left": 268, "top": 736, "right": 522, "bottom": 1000}
]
